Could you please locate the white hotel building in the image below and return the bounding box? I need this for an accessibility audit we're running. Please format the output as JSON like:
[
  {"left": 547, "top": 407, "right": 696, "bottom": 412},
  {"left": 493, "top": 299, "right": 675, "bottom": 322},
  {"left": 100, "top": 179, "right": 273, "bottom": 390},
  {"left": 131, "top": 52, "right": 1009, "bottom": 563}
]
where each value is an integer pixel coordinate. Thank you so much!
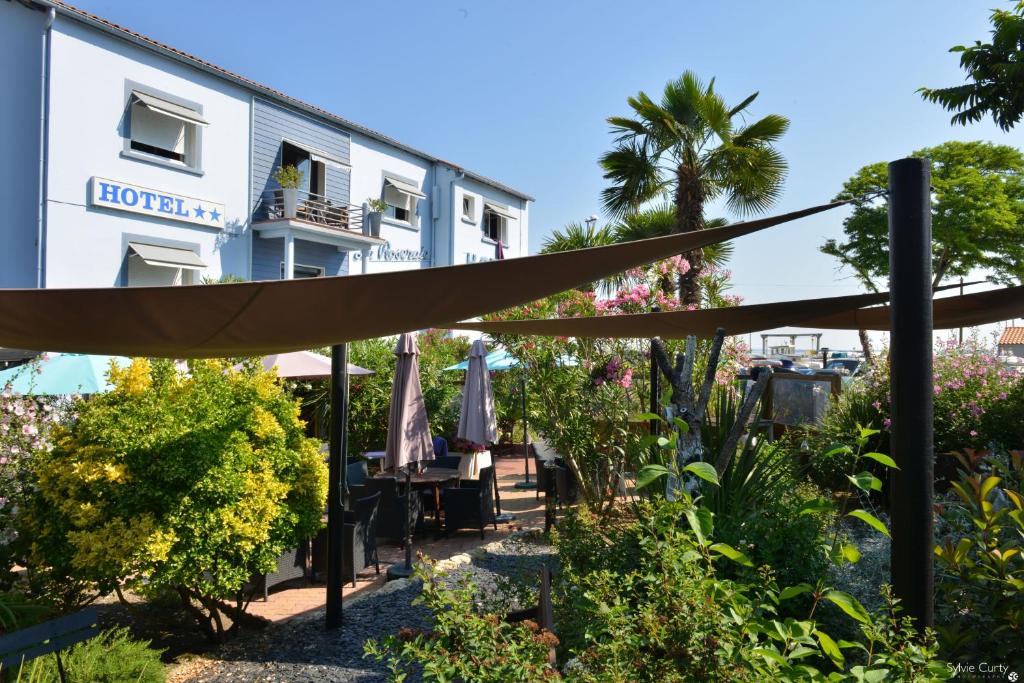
[{"left": 0, "top": 0, "right": 531, "bottom": 293}]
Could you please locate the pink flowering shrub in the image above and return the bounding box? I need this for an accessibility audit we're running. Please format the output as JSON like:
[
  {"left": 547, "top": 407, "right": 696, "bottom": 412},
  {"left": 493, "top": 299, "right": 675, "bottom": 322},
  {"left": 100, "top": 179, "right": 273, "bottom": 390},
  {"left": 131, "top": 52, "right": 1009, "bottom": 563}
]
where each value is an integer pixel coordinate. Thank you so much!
[
  {"left": 480, "top": 262, "right": 748, "bottom": 511},
  {"left": 810, "top": 337, "right": 1023, "bottom": 491},
  {"left": 0, "top": 365, "right": 62, "bottom": 588}
]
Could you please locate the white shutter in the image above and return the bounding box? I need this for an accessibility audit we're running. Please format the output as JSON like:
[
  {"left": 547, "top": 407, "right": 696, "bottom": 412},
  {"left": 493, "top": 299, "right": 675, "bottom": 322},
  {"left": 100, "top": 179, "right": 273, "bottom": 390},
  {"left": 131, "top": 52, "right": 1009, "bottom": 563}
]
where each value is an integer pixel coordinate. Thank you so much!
[
  {"left": 131, "top": 102, "right": 186, "bottom": 156},
  {"left": 128, "top": 258, "right": 184, "bottom": 287}
]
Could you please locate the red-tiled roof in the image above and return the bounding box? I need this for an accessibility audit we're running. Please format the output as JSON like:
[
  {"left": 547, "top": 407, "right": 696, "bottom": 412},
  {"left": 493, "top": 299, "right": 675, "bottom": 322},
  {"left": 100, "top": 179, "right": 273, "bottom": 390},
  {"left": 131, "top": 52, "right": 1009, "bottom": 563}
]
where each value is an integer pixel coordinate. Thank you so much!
[
  {"left": 999, "top": 327, "right": 1024, "bottom": 345},
  {"left": 29, "top": 0, "right": 534, "bottom": 201}
]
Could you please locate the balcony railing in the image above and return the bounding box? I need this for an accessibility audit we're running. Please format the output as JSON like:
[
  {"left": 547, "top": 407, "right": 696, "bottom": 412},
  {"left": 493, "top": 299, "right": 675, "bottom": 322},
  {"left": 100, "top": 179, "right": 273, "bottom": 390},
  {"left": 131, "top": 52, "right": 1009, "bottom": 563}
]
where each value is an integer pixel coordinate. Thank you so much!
[{"left": 256, "top": 189, "right": 365, "bottom": 233}]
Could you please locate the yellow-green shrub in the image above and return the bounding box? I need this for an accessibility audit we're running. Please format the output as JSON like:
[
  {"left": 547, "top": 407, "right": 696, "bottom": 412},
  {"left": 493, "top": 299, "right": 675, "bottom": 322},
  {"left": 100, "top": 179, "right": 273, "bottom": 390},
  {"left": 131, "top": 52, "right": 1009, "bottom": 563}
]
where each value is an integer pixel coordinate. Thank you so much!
[{"left": 18, "top": 358, "right": 327, "bottom": 640}]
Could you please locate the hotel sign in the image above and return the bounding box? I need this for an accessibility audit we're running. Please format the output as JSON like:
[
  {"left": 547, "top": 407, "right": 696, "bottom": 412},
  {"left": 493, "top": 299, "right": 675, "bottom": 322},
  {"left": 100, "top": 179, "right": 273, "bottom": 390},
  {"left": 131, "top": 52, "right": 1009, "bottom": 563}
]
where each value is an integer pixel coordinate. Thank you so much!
[{"left": 89, "top": 177, "right": 225, "bottom": 228}]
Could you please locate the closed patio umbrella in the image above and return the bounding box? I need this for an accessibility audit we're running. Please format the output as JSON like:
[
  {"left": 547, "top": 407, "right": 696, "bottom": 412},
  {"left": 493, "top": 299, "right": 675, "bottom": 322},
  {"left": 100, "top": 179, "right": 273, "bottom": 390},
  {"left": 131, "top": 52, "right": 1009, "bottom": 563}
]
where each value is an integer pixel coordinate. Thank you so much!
[
  {"left": 0, "top": 353, "right": 129, "bottom": 395},
  {"left": 385, "top": 333, "right": 434, "bottom": 472},
  {"left": 457, "top": 340, "right": 498, "bottom": 445}
]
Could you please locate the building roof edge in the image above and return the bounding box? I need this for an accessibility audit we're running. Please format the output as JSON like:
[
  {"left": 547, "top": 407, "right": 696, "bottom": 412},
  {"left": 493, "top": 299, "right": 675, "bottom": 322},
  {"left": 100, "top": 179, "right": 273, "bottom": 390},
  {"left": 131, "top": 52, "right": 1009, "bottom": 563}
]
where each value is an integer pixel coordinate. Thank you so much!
[{"left": 30, "top": 0, "right": 535, "bottom": 201}]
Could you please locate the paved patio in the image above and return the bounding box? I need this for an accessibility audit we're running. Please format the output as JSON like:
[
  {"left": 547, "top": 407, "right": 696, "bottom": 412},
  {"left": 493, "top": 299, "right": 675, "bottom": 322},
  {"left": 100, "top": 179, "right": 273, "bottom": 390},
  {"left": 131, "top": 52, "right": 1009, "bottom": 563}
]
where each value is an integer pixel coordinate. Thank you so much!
[{"left": 248, "top": 454, "right": 546, "bottom": 623}]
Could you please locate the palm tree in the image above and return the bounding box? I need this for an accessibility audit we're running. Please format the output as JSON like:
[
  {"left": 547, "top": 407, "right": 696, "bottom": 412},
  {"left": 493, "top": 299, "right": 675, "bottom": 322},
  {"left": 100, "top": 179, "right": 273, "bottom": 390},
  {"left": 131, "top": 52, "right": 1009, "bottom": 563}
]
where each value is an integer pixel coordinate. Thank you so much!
[
  {"left": 540, "top": 221, "right": 617, "bottom": 292},
  {"left": 600, "top": 71, "right": 788, "bottom": 305},
  {"left": 612, "top": 203, "right": 733, "bottom": 295}
]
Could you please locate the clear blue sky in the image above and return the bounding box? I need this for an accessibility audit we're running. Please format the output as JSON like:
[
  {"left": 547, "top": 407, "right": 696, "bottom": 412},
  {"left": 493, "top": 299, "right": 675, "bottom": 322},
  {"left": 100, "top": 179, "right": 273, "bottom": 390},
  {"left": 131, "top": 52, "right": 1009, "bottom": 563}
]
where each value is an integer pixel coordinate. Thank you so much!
[{"left": 71, "top": 0, "right": 1021, "bottom": 349}]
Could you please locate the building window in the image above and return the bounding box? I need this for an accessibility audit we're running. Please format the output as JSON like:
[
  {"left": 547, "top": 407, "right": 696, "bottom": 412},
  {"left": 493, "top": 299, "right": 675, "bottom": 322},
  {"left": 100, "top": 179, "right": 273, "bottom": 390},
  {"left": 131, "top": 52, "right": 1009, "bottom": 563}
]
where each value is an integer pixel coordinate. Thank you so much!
[
  {"left": 125, "top": 242, "right": 205, "bottom": 287},
  {"left": 127, "top": 91, "right": 206, "bottom": 169},
  {"left": 280, "top": 262, "right": 325, "bottom": 279},
  {"left": 280, "top": 142, "right": 326, "bottom": 197},
  {"left": 483, "top": 202, "right": 514, "bottom": 245},
  {"left": 382, "top": 176, "right": 425, "bottom": 228},
  {"left": 462, "top": 194, "right": 476, "bottom": 222}
]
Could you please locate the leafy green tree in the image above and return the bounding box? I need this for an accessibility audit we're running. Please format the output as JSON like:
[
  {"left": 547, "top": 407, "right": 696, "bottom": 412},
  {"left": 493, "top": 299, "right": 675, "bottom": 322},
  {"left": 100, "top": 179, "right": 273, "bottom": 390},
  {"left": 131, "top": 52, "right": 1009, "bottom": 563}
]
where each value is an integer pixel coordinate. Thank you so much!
[
  {"left": 919, "top": 2, "right": 1024, "bottom": 132},
  {"left": 822, "top": 141, "right": 1024, "bottom": 290},
  {"left": 600, "top": 71, "right": 788, "bottom": 305},
  {"left": 19, "top": 358, "right": 327, "bottom": 641}
]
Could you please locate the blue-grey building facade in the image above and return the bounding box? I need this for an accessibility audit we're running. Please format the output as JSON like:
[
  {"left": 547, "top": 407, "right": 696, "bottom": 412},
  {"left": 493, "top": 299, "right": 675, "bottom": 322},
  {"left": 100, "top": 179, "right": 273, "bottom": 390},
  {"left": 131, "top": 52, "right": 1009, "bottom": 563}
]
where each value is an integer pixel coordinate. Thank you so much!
[{"left": 0, "top": 0, "right": 531, "bottom": 299}]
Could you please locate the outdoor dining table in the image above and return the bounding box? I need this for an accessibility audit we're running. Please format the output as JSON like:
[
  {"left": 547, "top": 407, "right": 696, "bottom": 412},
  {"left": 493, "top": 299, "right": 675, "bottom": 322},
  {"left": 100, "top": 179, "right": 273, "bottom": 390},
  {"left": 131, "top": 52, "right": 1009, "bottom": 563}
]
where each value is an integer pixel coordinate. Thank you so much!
[{"left": 376, "top": 467, "right": 460, "bottom": 532}]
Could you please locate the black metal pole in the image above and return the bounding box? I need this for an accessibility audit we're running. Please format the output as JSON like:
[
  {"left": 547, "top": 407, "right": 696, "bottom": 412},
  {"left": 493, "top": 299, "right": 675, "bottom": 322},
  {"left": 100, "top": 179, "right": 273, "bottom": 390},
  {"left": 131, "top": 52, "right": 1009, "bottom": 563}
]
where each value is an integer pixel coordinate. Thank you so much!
[
  {"left": 386, "top": 466, "right": 415, "bottom": 580},
  {"left": 887, "top": 157, "right": 934, "bottom": 628},
  {"left": 325, "top": 343, "right": 349, "bottom": 629},
  {"left": 514, "top": 371, "right": 536, "bottom": 489}
]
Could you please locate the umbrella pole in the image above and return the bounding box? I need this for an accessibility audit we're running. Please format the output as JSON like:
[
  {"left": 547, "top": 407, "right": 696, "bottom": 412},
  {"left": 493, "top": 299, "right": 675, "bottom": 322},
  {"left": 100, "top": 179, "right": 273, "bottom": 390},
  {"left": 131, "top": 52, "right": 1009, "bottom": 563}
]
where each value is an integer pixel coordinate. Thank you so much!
[
  {"left": 325, "top": 343, "right": 349, "bottom": 629},
  {"left": 387, "top": 466, "right": 415, "bottom": 580},
  {"left": 514, "top": 372, "right": 536, "bottom": 490}
]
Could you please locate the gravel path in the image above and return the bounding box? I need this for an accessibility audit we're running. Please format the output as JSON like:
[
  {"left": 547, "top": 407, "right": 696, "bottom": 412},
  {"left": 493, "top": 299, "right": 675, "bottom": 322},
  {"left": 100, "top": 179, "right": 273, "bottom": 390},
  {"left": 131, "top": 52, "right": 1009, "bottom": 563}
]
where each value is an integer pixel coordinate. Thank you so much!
[{"left": 178, "top": 533, "right": 553, "bottom": 683}]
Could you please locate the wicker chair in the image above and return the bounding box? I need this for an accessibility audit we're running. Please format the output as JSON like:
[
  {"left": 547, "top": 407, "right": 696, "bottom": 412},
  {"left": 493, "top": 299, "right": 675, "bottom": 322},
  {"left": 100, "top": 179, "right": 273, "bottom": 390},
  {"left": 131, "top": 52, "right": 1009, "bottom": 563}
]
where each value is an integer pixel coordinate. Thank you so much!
[
  {"left": 343, "top": 491, "right": 381, "bottom": 586},
  {"left": 554, "top": 460, "right": 579, "bottom": 507},
  {"left": 345, "top": 460, "right": 369, "bottom": 508},
  {"left": 311, "top": 491, "right": 382, "bottom": 586},
  {"left": 251, "top": 544, "right": 307, "bottom": 601},
  {"left": 362, "top": 476, "right": 422, "bottom": 545},
  {"left": 441, "top": 465, "right": 497, "bottom": 539}
]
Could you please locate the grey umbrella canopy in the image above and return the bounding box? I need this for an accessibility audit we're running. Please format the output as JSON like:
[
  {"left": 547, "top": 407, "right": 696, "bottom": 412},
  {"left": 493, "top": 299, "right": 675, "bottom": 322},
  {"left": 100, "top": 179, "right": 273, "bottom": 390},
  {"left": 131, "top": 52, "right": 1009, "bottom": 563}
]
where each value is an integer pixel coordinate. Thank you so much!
[
  {"left": 457, "top": 340, "right": 498, "bottom": 445},
  {"left": 385, "top": 333, "right": 434, "bottom": 471}
]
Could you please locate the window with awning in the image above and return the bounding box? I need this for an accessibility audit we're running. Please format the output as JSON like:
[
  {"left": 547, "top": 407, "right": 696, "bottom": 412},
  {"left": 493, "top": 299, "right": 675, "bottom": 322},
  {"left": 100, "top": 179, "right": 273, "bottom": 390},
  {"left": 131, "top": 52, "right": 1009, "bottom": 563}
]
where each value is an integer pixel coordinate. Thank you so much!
[
  {"left": 128, "top": 91, "right": 206, "bottom": 168},
  {"left": 483, "top": 202, "right": 515, "bottom": 244},
  {"left": 126, "top": 242, "right": 206, "bottom": 287},
  {"left": 382, "top": 176, "right": 425, "bottom": 227}
]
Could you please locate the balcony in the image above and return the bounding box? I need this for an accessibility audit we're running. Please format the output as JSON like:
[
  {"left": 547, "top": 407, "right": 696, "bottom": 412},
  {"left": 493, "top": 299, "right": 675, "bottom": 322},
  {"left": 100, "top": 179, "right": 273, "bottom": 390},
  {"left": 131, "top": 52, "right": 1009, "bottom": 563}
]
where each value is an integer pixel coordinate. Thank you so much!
[{"left": 253, "top": 189, "right": 385, "bottom": 251}]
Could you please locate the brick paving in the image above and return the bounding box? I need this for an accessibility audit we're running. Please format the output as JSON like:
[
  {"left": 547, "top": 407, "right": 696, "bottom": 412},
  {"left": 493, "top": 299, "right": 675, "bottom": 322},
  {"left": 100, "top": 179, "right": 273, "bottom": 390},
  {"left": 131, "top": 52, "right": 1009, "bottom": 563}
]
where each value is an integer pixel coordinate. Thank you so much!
[{"left": 248, "top": 455, "right": 546, "bottom": 623}]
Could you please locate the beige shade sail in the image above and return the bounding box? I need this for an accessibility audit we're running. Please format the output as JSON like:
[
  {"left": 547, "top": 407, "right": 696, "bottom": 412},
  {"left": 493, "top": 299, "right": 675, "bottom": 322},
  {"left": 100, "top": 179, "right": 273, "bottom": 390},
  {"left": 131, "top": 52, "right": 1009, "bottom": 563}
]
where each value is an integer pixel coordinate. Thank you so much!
[
  {"left": 454, "top": 291, "right": 893, "bottom": 339},
  {"left": 453, "top": 285, "right": 1020, "bottom": 339},
  {"left": 0, "top": 201, "right": 845, "bottom": 358},
  {"left": 800, "top": 285, "right": 1024, "bottom": 331}
]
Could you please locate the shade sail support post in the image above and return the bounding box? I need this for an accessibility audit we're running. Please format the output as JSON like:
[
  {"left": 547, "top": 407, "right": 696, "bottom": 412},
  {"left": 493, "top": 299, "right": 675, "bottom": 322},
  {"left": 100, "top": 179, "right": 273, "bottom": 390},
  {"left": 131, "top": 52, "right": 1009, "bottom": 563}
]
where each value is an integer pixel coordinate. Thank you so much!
[
  {"left": 386, "top": 466, "right": 415, "bottom": 580},
  {"left": 514, "top": 370, "right": 536, "bottom": 489},
  {"left": 325, "top": 343, "right": 349, "bottom": 629},
  {"left": 887, "top": 157, "right": 934, "bottom": 628}
]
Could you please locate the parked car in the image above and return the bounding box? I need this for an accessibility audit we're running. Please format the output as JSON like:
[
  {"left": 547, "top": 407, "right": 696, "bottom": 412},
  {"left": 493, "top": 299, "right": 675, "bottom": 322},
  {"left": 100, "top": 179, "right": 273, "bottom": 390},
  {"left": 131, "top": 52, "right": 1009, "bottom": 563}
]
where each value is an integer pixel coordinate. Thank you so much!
[{"left": 821, "top": 358, "right": 863, "bottom": 377}]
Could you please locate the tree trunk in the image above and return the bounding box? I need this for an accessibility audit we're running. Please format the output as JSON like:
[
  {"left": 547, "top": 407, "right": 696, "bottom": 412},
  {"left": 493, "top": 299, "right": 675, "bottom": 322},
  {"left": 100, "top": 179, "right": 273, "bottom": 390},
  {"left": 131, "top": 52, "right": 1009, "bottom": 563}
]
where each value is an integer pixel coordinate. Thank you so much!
[
  {"left": 858, "top": 329, "right": 874, "bottom": 366},
  {"left": 674, "top": 164, "right": 706, "bottom": 306}
]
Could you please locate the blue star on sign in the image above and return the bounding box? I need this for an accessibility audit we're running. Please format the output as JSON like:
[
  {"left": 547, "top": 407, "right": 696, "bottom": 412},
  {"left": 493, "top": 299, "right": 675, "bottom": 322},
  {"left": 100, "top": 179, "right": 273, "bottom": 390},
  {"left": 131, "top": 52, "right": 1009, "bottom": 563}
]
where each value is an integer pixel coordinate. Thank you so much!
[
  {"left": 194, "top": 205, "right": 206, "bottom": 219},
  {"left": 209, "top": 208, "right": 221, "bottom": 222}
]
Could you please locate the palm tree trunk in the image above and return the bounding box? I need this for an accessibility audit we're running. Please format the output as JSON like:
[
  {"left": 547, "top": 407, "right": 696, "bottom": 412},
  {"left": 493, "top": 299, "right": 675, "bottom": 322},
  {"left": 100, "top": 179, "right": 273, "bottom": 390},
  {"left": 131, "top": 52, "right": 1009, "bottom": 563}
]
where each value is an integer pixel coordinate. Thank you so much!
[{"left": 674, "top": 164, "right": 706, "bottom": 306}]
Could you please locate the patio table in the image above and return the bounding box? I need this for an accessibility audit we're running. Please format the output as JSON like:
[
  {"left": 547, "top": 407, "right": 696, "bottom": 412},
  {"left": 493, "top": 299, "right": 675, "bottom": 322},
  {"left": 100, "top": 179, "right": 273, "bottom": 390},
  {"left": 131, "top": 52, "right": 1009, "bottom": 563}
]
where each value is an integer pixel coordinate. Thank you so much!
[{"left": 376, "top": 467, "right": 460, "bottom": 531}]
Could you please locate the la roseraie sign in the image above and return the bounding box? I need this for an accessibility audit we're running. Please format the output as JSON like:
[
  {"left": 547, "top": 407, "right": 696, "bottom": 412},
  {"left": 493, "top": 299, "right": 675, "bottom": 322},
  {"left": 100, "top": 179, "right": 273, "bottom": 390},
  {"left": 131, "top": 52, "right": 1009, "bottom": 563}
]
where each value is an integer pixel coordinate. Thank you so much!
[{"left": 89, "top": 177, "right": 225, "bottom": 229}]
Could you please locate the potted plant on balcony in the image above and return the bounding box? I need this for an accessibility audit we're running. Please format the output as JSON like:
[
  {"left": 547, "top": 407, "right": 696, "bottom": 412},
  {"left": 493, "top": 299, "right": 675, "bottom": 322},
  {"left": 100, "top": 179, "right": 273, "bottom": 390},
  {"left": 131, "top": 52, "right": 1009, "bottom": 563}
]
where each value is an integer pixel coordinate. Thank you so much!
[
  {"left": 273, "top": 165, "right": 304, "bottom": 218},
  {"left": 366, "top": 198, "right": 387, "bottom": 238}
]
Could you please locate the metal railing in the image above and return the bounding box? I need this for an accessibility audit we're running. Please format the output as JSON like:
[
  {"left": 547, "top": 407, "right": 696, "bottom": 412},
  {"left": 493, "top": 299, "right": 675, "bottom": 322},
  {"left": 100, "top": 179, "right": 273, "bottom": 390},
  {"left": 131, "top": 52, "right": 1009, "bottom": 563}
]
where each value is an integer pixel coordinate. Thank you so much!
[{"left": 256, "top": 189, "right": 365, "bottom": 233}]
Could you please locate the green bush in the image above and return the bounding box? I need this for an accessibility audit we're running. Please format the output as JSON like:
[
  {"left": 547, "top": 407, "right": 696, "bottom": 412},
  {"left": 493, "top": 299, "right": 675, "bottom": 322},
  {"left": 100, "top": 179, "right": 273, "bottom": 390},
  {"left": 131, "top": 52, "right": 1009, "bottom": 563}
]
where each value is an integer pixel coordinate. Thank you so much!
[
  {"left": 979, "top": 376, "right": 1024, "bottom": 450},
  {"left": 17, "top": 358, "right": 327, "bottom": 641},
  {"left": 329, "top": 332, "right": 469, "bottom": 457},
  {"left": 364, "top": 557, "right": 560, "bottom": 682},
  {"left": 370, "top": 493, "right": 947, "bottom": 682},
  {"left": 13, "top": 627, "right": 165, "bottom": 682},
  {"left": 933, "top": 449, "right": 1024, "bottom": 662}
]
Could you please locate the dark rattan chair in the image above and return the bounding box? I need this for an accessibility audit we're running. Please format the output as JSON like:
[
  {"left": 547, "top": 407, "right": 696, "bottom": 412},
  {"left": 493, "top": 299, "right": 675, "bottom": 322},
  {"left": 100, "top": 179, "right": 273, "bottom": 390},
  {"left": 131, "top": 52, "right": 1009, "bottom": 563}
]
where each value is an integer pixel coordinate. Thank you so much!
[
  {"left": 363, "top": 476, "right": 422, "bottom": 545},
  {"left": 311, "top": 491, "right": 382, "bottom": 586},
  {"left": 442, "top": 465, "right": 497, "bottom": 539},
  {"left": 343, "top": 491, "right": 381, "bottom": 586}
]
